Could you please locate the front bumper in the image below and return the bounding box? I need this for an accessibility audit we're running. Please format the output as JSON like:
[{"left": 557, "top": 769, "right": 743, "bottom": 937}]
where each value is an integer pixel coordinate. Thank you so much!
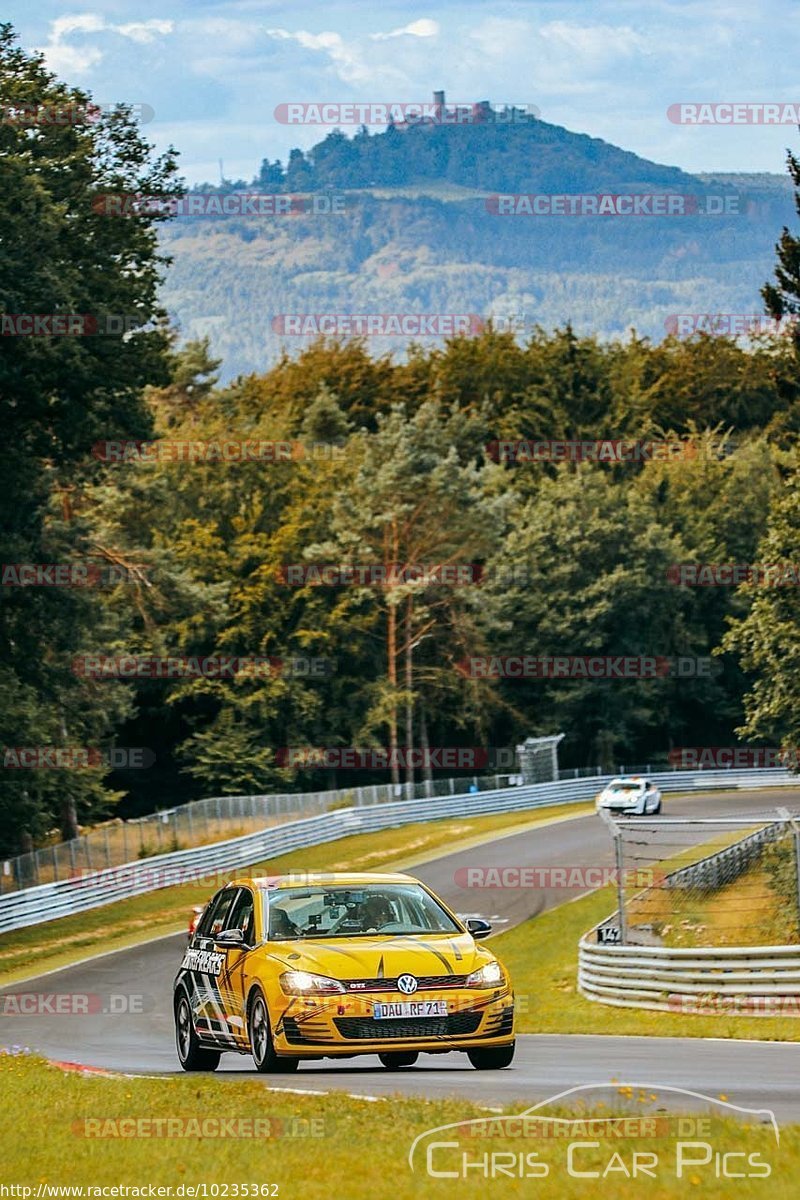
[
  {"left": 273, "top": 988, "right": 515, "bottom": 1056},
  {"left": 597, "top": 799, "right": 641, "bottom": 813}
]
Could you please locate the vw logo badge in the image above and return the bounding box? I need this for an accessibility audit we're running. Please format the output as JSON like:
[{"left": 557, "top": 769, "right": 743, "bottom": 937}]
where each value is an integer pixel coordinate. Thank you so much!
[{"left": 397, "top": 973, "right": 418, "bottom": 995}]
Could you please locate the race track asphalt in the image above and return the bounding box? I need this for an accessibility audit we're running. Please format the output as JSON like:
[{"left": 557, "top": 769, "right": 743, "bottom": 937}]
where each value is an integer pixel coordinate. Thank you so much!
[{"left": 2, "top": 789, "right": 799, "bottom": 1117}]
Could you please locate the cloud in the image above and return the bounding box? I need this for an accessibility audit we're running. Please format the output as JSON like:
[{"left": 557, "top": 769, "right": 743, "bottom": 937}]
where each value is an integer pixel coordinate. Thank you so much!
[
  {"left": 117, "top": 21, "right": 175, "bottom": 46},
  {"left": 539, "top": 21, "right": 649, "bottom": 62},
  {"left": 51, "top": 14, "right": 106, "bottom": 40},
  {"left": 43, "top": 43, "right": 104, "bottom": 77},
  {"left": 38, "top": 12, "right": 174, "bottom": 77},
  {"left": 262, "top": 19, "right": 445, "bottom": 87},
  {"left": 371, "top": 20, "right": 439, "bottom": 41},
  {"left": 265, "top": 27, "right": 374, "bottom": 84}
]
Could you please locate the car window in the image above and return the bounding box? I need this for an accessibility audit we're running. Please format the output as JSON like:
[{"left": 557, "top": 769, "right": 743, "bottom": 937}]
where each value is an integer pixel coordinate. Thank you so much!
[
  {"left": 267, "top": 884, "right": 461, "bottom": 939},
  {"left": 194, "top": 890, "right": 224, "bottom": 939},
  {"left": 226, "top": 887, "right": 255, "bottom": 945},
  {"left": 196, "top": 887, "right": 237, "bottom": 940}
]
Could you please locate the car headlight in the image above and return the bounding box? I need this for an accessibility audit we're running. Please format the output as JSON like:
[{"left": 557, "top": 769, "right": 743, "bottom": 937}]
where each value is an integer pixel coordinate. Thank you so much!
[
  {"left": 279, "top": 970, "right": 345, "bottom": 995},
  {"left": 466, "top": 960, "right": 504, "bottom": 988}
]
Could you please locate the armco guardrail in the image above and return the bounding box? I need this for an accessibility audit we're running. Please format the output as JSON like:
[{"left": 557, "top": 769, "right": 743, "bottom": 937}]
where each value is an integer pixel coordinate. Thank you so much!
[
  {"left": 581, "top": 806, "right": 800, "bottom": 1014},
  {"left": 1, "top": 767, "right": 797, "bottom": 934},
  {"left": 1, "top": 771, "right": 516, "bottom": 894},
  {"left": 579, "top": 940, "right": 800, "bottom": 1014}
]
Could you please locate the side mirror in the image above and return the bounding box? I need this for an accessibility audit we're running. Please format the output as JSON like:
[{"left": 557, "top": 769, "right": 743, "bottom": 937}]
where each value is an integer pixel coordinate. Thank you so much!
[
  {"left": 466, "top": 918, "right": 492, "bottom": 940},
  {"left": 216, "top": 928, "right": 245, "bottom": 947}
]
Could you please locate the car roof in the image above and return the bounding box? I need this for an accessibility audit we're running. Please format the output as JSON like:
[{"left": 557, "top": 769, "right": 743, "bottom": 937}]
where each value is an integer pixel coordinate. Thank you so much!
[
  {"left": 608, "top": 776, "right": 644, "bottom": 785},
  {"left": 227, "top": 871, "right": 421, "bottom": 892}
]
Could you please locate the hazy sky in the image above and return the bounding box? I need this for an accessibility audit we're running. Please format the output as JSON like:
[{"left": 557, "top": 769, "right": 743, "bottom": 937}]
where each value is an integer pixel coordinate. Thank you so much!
[{"left": 5, "top": 1, "right": 796, "bottom": 184}]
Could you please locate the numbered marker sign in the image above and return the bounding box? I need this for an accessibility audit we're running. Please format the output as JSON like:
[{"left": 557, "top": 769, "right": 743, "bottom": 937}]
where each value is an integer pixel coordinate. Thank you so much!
[{"left": 597, "top": 926, "right": 621, "bottom": 944}]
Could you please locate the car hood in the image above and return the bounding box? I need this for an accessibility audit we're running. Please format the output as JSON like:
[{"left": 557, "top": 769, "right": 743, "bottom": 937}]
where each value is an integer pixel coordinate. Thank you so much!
[{"left": 261, "top": 932, "right": 488, "bottom": 979}]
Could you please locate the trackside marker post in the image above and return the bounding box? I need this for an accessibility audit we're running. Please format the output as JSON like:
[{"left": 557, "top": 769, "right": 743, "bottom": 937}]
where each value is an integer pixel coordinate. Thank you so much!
[{"left": 599, "top": 808, "right": 627, "bottom": 944}]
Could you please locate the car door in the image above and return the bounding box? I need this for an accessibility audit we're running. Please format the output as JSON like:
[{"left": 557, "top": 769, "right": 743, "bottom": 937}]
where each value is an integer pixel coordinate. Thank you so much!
[
  {"left": 187, "top": 885, "right": 239, "bottom": 1045},
  {"left": 216, "top": 886, "right": 256, "bottom": 1046}
]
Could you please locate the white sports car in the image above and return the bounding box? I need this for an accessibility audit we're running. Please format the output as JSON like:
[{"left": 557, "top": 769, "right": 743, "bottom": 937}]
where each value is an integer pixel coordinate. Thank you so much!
[{"left": 595, "top": 776, "right": 662, "bottom": 816}]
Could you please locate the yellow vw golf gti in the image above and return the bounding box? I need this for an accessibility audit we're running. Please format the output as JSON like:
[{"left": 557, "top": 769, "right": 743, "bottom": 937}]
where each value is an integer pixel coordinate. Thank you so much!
[{"left": 173, "top": 872, "right": 515, "bottom": 1072}]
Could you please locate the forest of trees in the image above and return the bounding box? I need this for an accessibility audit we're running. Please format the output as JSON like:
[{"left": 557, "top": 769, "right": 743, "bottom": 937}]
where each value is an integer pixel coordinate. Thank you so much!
[{"left": 6, "top": 26, "right": 800, "bottom": 856}]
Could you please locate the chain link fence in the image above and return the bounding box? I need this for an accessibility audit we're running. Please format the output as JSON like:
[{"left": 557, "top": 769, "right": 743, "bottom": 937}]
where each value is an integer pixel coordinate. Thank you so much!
[
  {"left": 0, "top": 771, "right": 516, "bottom": 894},
  {"left": 598, "top": 809, "right": 800, "bottom": 948},
  {"left": 6, "top": 748, "right": 790, "bottom": 898}
]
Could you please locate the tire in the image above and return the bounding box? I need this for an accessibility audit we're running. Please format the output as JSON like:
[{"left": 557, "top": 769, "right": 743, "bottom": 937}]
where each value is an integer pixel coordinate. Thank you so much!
[
  {"left": 651, "top": 797, "right": 662, "bottom": 814},
  {"left": 249, "top": 989, "right": 299, "bottom": 1073},
  {"left": 467, "top": 1041, "right": 516, "bottom": 1070},
  {"left": 175, "top": 991, "right": 221, "bottom": 1072},
  {"left": 378, "top": 1052, "right": 419, "bottom": 1070}
]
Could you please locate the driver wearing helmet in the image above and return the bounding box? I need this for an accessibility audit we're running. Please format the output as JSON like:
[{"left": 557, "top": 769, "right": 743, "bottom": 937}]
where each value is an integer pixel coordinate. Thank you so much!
[{"left": 359, "top": 893, "right": 393, "bottom": 932}]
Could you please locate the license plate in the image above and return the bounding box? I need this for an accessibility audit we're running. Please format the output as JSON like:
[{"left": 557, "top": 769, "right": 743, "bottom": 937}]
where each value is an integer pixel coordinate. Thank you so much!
[{"left": 372, "top": 1001, "right": 449, "bottom": 1019}]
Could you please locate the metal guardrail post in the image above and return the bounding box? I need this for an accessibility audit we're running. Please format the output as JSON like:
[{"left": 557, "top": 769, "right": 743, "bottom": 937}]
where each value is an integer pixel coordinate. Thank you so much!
[
  {"left": 613, "top": 823, "right": 628, "bottom": 945},
  {"left": 599, "top": 809, "right": 627, "bottom": 943}
]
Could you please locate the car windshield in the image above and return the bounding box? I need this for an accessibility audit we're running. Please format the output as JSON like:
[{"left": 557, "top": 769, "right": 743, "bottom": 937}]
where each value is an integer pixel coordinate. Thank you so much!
[
  {"left": 609, "top": 781, "right": 641, "bottom": 793},
  {"left": 266, "top": 883, "right": 461, "bottom": 940}
]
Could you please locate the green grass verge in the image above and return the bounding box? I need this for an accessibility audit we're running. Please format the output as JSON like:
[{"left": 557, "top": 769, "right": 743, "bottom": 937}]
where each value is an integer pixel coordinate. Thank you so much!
[
  {"left": 0, "top": 803, "right": 594, "bottom": 985},
  {"left": 0, "top": 1055, "right": 796, "bottom": 1198},
  {"left": 493, "top": 885, "right": 800, "bottom": 1041},
  {"left": 642, "top": 859, "right": 794, "bottom": 949}
]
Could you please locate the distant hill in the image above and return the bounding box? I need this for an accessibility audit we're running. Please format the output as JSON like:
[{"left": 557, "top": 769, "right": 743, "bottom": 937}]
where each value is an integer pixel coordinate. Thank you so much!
[
  {"left": 252, "top": 106, "right": 697, "bottom": 194},
  {"left": 159, "top": 106, "right": 796, "bottom": 380}
]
